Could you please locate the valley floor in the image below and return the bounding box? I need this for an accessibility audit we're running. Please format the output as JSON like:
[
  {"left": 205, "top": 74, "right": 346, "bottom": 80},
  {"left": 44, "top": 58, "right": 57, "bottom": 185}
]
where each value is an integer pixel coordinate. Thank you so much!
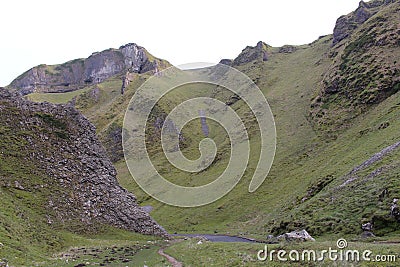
[{"left": 35, "top": 235, "right": 400, "bottom": 267}]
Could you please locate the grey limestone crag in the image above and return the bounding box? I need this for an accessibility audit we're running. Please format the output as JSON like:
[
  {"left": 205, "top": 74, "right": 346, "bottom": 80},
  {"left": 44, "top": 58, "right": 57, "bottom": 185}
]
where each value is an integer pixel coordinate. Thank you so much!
[
  {"left": 9, "top": 43, "right": 169, "bottom": 95},
  {"left": 232, "top": 41, "right": 270, "bottom": 66},
  {"left": 332, "top": 0, "right": 396, "bottom": 45}
]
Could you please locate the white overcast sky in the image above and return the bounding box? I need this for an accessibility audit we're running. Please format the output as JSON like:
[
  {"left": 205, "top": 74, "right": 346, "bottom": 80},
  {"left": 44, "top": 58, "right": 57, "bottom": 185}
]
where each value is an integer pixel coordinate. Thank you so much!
[{"left": 0, "top": 0, "right": 363, "bottom": 86}]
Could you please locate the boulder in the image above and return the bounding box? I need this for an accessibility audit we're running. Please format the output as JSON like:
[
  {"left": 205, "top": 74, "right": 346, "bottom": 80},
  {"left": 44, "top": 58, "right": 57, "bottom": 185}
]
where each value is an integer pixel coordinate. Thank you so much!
[
  {"left": 277, "top": 229, "right": 315, "bottom": 242},
  {"left": 361, "top": 222, "right": 373, "bottom": 231},
  {"left": 391, "top": 198, "right": 400, "bottom": 222},
  {"left": 361, "top": 231, "right": 375, "bottom": 238},
  {"left": 361, "top": 222, "right": 375, "bottom": 238}
]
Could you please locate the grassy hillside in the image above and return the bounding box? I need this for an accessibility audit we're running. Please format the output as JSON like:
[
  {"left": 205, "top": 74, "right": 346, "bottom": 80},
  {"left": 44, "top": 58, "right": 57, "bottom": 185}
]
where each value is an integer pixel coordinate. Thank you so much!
[
  {"left": 28, "top": 30, "right": 400, "bottom": 241},
  {"left": 311, "top": 0, "right": 400, "bottom": 133},
  {"left": 0, "top": 90, "right": 170, "bottom": 266},
  {"left": 27, "top": 87, "right": 92, "bottom": 104},
  {"left": 25, "top": 33, "right": 400, "bottom": 241},
  {"left": 15, "top": 2, "right": 399, "bottom": 265}
]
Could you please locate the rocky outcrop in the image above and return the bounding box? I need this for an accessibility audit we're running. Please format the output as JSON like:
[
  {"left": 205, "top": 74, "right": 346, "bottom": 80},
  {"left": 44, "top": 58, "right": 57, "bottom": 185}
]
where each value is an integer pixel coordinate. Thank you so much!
[
  {"left": 391, "top": 199, "right": 400, "bottom": 222},
  {"left": 0, "top": 88, "right": 167, "bottom": 236},
  {"left": 232, "top": 41, "right": 270, "bottom": 66},
  {"left": 311, "top": 0, "right": 400, "bottom": 132},
  {"left": 9, "top": 43, "right": 169, "bottom": 95},
  {"left": 278, "top": 45, "right": 297, "bottom": 54},
  {"left": 121, "top": 72, "right": 130, "bottom": 95},
  {"left": 223, "top": 43, "right": 299, "bottom": 66},
  {"left": 333, "top": 0, "right": 396, "bottom": 45},
  {"left": 219, "top": 59, "right": 233, "bottom": 66},
  {"left": 337, "top": 141, "right": 400, "bottom": 188}
]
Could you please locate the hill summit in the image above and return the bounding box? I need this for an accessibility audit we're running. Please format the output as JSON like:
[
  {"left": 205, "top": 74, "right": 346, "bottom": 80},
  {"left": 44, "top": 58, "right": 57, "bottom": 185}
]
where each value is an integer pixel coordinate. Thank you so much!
[{"left": 9, "top": 43, "right": 170, "bottom": 95}]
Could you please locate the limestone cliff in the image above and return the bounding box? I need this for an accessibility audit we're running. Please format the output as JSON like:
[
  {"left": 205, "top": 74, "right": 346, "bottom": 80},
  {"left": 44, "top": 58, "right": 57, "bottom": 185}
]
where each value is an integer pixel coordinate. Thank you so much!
[{"left": 9, "top": 43, "right": 170, "bottom": 95}]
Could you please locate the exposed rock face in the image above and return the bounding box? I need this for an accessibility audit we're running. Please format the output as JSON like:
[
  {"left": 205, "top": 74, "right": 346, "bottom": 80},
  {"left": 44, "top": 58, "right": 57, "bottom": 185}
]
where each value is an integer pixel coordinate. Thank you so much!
[
  {"left": 232, "top": 41, "right": 270, "bottom": 66},
  {"left": 222, "top": 43, "right": 298, "bottom": 67},
  {"left": 121, "top": 72, "right": 130, "bottom": 95},
  {"left": 199, "top": 110, "right": 209, "bottom": 137},
  {"left": 0, "top": 88, "right": 167, "bottom": 236},
  {"left": 278, "top": 45, "right": 297, "bottom": 54},
  {"left": 391, "top": 198, "right": 400, "bottom": 222},
  {"left": 219, "top": 59, "right": 233, "bottom": 66},
  {"left": 333, "top": 0, "right": 396, "bottom": 45},
  {"left": 9, "top": 43, "right": 169, "bottom": 95}
]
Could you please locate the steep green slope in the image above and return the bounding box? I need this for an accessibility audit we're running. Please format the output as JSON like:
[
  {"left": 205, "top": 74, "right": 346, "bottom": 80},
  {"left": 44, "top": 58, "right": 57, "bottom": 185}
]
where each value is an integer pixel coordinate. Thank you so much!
[
  {"left": 128, "top": 36, "right": 345, "bottom": 235},
  {"left": 269, "top": 89, "right": 400, "bottom": 237},
  {"left": 311, "top": 0, "right": 400, "bottom": 133},
  {"left": 119, "top": 38, "right": 399, "bottom": 241}
]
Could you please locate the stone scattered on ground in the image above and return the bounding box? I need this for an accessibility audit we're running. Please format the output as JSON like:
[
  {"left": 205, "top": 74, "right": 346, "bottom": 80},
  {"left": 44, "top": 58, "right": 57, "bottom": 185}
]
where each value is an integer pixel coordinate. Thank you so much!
[{"left": 361, "top": 231, "right": 376, "bottom": 238}]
